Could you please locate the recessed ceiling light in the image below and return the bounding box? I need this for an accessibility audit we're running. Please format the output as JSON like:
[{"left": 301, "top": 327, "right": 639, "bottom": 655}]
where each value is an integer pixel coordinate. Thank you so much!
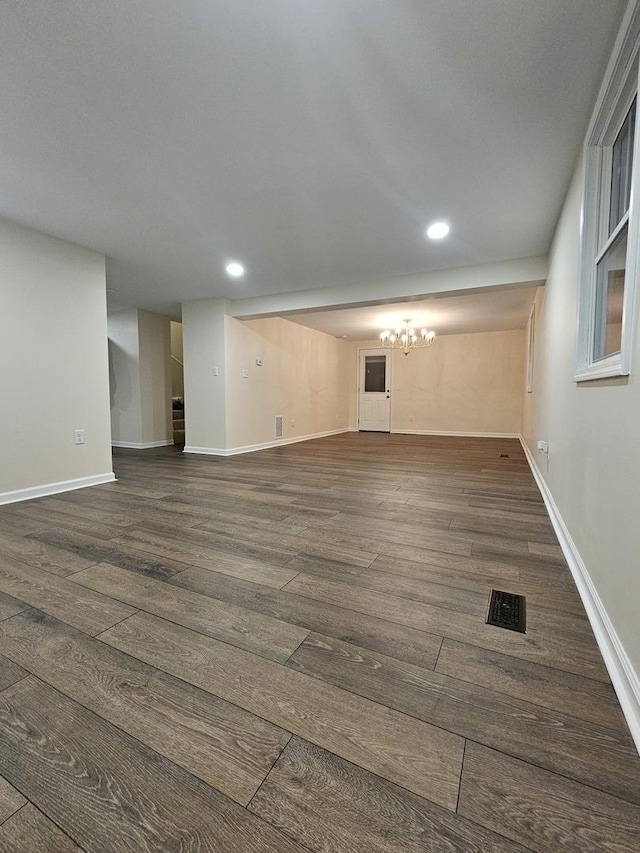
[
  {"left": 225, "top": 261, "right": 245, "bottom": 278},
  {"left": 426, "top": 221, "right": 450, "bottom": 240}
]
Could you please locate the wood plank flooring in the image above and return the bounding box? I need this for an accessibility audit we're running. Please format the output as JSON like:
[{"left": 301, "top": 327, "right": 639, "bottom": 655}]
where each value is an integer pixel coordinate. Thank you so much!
[{"left": 0, "top": 432, "right": 638, "bottom": 851}]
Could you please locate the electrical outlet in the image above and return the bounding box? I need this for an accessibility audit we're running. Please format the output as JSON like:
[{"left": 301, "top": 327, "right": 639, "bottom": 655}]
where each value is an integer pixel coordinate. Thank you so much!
[
  {"left": 74, "top": 429, "right": 85, "bottom": 445},
  {"left": 213, "top": 366, "right": 219, "bottom": 377},
  {"left": 242, "top": 368, "right": 249, "bottom": 379}
]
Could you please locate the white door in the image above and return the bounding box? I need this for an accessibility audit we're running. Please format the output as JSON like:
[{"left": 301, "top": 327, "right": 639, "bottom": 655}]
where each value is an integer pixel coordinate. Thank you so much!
[{"left": 358, "top": 348, "right": 391, "bottom": 431}]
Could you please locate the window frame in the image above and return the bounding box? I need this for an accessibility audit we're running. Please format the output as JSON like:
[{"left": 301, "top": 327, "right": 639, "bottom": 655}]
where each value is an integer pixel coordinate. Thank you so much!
[{"left": 575, "top": 4, "right": 640, "bottom": 382}]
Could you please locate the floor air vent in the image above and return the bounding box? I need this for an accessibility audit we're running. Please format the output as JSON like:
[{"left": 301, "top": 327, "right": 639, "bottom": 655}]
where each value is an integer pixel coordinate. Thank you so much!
[
  {"left": 500, "top": 453, "right": 510, "bottom": 458},
  {"left": 486, "top": 590, "right": 526, "bottom": 633},
  {"left": 274, "top": 416, "right": 283, "bottom": 438}
]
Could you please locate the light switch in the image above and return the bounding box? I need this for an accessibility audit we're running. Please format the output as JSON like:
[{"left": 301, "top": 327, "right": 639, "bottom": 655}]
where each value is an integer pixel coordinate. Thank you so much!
[{"left": 242, "top": 369, "right": 249, "bottom": 379}]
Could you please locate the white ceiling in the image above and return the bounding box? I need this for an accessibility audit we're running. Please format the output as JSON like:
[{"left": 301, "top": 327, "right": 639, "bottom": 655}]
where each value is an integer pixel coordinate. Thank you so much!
[
  {"left": 0, "top": 1, "right": 626, "bottom": 326},
  {"left": 289, "top": 285, "right": 540, "bottom": 340}
]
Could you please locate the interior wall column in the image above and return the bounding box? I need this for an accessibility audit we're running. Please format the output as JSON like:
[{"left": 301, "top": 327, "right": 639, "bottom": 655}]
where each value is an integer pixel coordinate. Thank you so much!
[{"left": 182, "top": 298, "right": 229, "bottom": 454}]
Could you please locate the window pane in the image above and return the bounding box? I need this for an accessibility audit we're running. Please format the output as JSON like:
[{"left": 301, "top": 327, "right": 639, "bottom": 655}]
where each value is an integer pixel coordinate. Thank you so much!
[
  {"left": 364, "top": 356, "right": 386, "bottom": 392},
  {"left": 609, "top": 98, "right": 636, "bottom": 235},
  {"left": 594, "top": 227, "right": 626, "bottom": 360}
]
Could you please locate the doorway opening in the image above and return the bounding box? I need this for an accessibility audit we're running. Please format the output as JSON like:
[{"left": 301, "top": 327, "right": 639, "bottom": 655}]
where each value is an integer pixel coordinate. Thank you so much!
[{"left": 170, "top": 321, "right": 185, "bottom": 445}]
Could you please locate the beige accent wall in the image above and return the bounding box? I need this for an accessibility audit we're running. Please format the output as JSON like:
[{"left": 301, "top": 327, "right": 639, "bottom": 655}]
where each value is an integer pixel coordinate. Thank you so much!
[
  {"left": 108, "top": 309, "right": 172, "bottom": 447},
  {"left": 357, "top": 329, "right": 525, "bottom": 435},
  {"left": 523, "top": 155, "right": 640, "bottom": 711},
  {"left": 138, "top": 311, "right": 173, "bottom": 444},
  {"left": 0, "top": 218, "right": 113, "bottom": 498},
  {"left": 224, "top": 316, "right": 353, "bottom": 449}
]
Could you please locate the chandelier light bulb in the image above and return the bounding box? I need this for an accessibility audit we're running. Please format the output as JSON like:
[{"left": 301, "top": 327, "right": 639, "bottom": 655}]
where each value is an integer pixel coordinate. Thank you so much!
[{"left": 379, "top": 318, "right": 436, "bottom": 355}]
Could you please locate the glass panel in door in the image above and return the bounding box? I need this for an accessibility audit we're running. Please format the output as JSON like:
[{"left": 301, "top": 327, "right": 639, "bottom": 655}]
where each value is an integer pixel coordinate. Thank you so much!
[{"left": 364, "top": 355, "right": 386, "bottom": 392}]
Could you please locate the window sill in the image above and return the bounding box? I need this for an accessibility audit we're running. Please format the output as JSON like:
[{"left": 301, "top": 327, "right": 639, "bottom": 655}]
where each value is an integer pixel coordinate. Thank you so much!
[{"left": 574, "top": 355, "right": 628, "bottom": 382}]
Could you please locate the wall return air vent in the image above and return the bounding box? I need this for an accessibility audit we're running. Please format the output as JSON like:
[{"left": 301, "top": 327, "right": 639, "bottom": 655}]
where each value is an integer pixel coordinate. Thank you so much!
[{"left": 274, "top": 416, "right": 283, "bottom": 438}]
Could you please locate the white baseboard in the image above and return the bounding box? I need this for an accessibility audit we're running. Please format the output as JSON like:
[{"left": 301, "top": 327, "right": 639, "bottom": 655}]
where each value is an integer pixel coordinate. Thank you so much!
[
  {"left": 0, "top": 472, "right": 116, "bottom": 506},
  {"left": 390, "top": 429, "right": 520, "bottom": 438},
  {"left": 111, "top": 440, "right": 174, "bottom": 449},
  {"left": 184, "top": 427, "right": 351, "bottom": 457},
  {"left": 520, "top": 436, "right": 640, "bottom": 755}
]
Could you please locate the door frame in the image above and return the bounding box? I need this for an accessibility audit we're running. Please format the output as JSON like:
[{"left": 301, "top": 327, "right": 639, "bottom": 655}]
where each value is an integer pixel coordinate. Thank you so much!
[{"left": 357, "top": 346, "right": 392, "bottom": 432}]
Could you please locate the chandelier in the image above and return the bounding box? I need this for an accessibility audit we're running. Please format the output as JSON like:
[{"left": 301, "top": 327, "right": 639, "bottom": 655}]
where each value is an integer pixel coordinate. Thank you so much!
[{"left": 380, "top": 319, "right": 435, "bottom": 356}]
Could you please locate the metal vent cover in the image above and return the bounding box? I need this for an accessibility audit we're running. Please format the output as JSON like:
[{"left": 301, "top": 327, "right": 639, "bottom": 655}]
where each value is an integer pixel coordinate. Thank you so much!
[
  {"left": 486, "top": 589, "right": 526, "bottom": 633},
  {"left": 274, "top": 416, "right": 283, "bottom": 438}
]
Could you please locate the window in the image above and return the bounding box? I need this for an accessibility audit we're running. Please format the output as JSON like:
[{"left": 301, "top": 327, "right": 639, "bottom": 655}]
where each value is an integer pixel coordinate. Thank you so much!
[{"left": 576, "top": 10, "right": 640, "bottom": 381}]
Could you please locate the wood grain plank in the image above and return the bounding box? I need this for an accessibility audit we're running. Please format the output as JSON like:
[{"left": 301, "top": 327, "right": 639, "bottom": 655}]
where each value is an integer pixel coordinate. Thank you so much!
[
  {"left": 12, "top": 503, "right": 136, "bottom": 540},
  {"left": 72, "top": 563, "right": 307, "bottom": 662},
  {"left": 436, "top": 638, "right": 627, "bottom": 731},
  {"left": 0, "top": 652, "right": 27, "bottom": 692},
  {"left": 170, "top": 566, "right": 442, "bottom": 670},
  {"left": 283, "top": 572, "right": 609, "bottom": 681},
  {"left": 99, "top": 611, "right": 464, "bottom": 809},
  {"left": 24, "top": 498, "right": 138, "bottom": 529},
  {"left": 286, "top": 553, "right": 488, "bottom": 615},
  {"left": 29, "top": 527, "right": 192, "bottom": 580},
  {"left": 296, "top": 518, "right": 472, "bottom": 559},
  {"left": 527, "top": 540, "right": 565, "bottom": 561},
  {"left": 0, "top": 556, "right": 135, "bottom": 635},
  {"left": 458, "top": 742, "right": 640, "bottom": 853},
  {"left": 0, "top": 609, "right": 290, "bottom": 805},
  {"left": 249, "top": 737, "right": 529, "bottom": 853},
  {"left": 0, "top": 803, "right": 83, "bottom": 852},
  {"left": 371, "top": 551, "right": 586, "bottom": 614},
  {"left": 0, "top": 511, "right": 51, "bottom": 537},
  {"left": 109, "top": 527, "right": 300, "bottom": 587},
  {"left": 0, "top": 530, "right": 96, "bottom": 576},
  {"left": 0, "top": 677, "right": 306, "bottom": 852},
  {"left": 371, "top": 549, "right": 521, "bottom": 584},
  {"left": 0, "top": 773, "right": 26, "bottom": 824},
  {"left": 0, "top": 591, "right": 29, "bottom": 622},
  {"left": 116, "top": 522, "right": 301, "bottom": 568},
  {"left": 286, "top": 632, "right": 640, "bottom": 804},
  {"left": 449, "top": 515, "right": 559, "bottom": 545}
]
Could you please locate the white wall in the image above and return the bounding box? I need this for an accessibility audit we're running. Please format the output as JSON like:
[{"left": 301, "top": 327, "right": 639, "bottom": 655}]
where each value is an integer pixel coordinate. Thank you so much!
[
  {"left": 0, "top": 218, "right": 113, "bottom": 501},
  {"left": 523, "top": 157, "right": 640, "bottom": 747},
  {"left": 356, "top": 329, "right": 525, "bottom": 435},
  {"left": 108, "top": 309, "right": 172, "bottom": 448},
  {"left": 182, "top": 299, "right": 227, "bottom": 452}
]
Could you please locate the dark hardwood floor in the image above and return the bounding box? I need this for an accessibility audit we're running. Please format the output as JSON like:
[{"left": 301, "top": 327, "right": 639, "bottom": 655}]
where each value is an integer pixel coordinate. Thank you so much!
[{"left": 0, "top": 432, "right": 638, "bottom": 851}]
